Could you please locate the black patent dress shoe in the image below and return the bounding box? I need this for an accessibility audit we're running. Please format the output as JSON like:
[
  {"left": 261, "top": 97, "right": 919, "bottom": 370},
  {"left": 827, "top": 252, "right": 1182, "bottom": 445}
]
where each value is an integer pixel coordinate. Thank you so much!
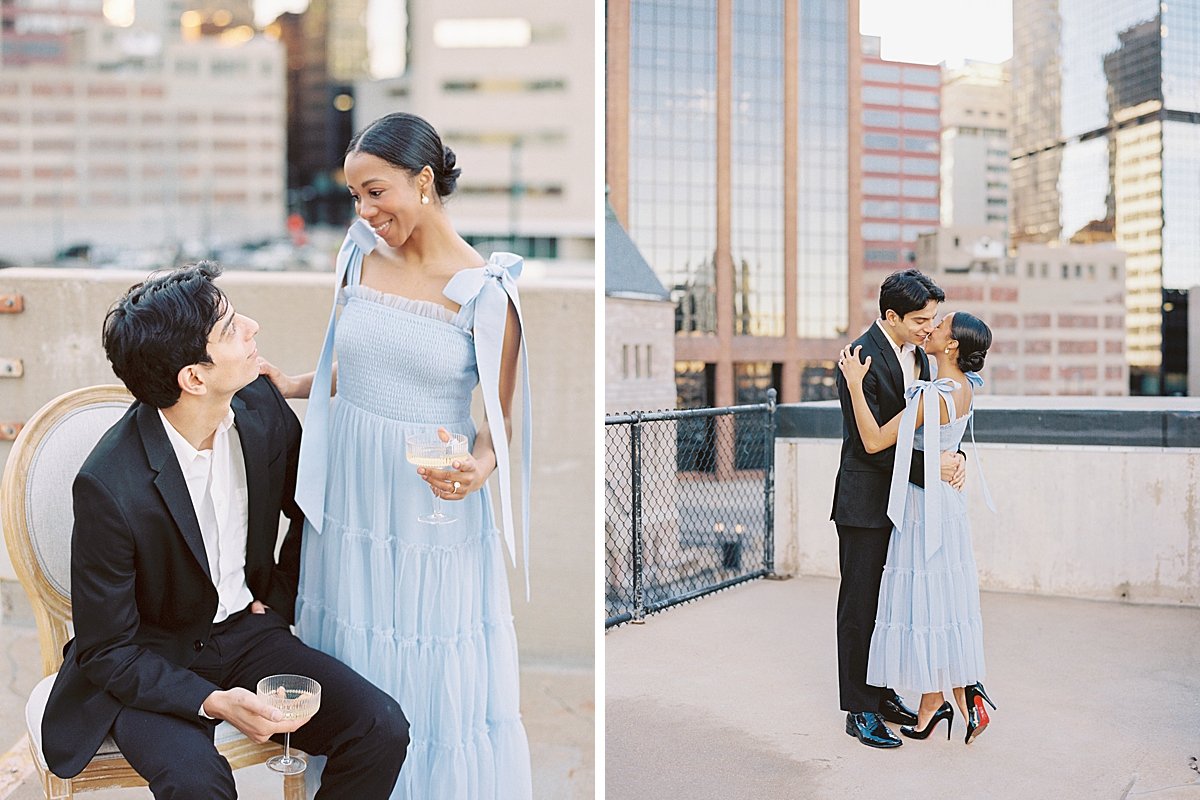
[
  {"left": 879, "top": 691, "right": 918, "bottom": 726},
  {"left": 845, "top": 712, "right": 902, "bottom": 748}
]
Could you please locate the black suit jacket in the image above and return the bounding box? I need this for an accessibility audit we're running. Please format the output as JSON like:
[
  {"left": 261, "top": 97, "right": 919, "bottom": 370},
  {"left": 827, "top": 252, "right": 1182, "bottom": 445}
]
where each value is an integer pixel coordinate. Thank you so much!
[
  {"left": 42, "top": 376, "right": 304, "bottom": 779},
  {"left": 831, "top": 323, "right": 932, "bottom": 529}
]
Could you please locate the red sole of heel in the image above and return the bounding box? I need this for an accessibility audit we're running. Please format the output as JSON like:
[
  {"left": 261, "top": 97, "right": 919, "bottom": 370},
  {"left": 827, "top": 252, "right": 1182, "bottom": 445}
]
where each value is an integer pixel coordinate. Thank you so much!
[{"left": 966, "top": 698, "right": 990, "bottom": 744}]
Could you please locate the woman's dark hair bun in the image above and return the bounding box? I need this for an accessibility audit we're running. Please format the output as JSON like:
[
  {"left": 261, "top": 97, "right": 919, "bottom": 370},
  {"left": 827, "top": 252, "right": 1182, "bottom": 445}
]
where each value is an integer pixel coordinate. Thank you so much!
[
  {"left": 439, "top": 145, "right": 460, "bottom": 196},
  {"left": 346, "top": 112, "right": 460, "bottom": 198},
  {"left": 958, "top": 350, "right": 987, "bottom": 372},
  {"left": 950, "top": 311, "right": 992, "bottom": 373}
]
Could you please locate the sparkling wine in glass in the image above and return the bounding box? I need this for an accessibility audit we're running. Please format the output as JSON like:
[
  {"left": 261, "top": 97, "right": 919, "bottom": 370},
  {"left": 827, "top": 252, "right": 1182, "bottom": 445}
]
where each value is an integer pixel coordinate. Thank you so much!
[
  {"left": 257, "top": 674, "right": 321, "bottom": 775},
  {"left": 406, "top": 431, "right": 468, "bottom": 524}
]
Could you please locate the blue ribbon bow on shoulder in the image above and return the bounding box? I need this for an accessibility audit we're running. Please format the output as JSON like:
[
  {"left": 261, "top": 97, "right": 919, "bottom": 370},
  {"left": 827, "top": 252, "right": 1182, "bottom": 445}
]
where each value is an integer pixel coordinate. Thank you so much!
[
  {"left": 886, "top": 370, "right": 995, "bottom": 562},
  {"left": 445, "top": 251, "right": 533, "bottom": 600}
]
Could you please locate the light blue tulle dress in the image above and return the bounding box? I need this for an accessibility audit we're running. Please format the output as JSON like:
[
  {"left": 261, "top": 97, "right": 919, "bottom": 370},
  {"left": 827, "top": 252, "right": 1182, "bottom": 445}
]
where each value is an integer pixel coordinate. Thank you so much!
[
  {"left": 866, "top": 371, "right": 995, "bottom": 696},
  {"left": 293, "top": 221, "right": 533, "bottom": 800}
]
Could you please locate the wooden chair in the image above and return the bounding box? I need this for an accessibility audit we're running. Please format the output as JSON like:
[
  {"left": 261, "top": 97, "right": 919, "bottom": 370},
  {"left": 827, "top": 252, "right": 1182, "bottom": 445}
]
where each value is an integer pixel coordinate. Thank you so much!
[{"left": 1, "top": 386, "right": 305, "bottom": 799}]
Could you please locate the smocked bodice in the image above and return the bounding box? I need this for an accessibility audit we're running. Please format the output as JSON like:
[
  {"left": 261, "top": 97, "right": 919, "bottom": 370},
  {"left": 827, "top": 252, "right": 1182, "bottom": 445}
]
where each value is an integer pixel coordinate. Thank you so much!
[{"left": 335, "top": 287, "right": 477, "bottom": 425}]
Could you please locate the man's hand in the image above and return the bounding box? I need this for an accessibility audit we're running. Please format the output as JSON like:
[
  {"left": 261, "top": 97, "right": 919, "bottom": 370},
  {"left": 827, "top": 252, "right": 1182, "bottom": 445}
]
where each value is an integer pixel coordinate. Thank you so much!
[
  {"left": 201, "top": 688, "right": 309, "bottom": 743},
  {"left": 940, "top": 451, "right": 966, "bottom": 491}
]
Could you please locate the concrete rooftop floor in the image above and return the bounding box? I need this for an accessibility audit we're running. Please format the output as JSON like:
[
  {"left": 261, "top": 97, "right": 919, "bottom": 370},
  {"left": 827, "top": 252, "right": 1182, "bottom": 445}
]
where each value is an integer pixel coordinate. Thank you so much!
[
  {"left": 606, "top": 575, "right": 1200, "bottom": 800},
  {"left": 0, "top": 583, "right": 593, "bottom": 800}
]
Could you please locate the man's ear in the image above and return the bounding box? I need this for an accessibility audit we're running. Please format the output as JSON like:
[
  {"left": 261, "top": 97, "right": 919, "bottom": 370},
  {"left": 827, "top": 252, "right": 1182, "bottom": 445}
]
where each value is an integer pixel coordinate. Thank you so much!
[
  {"left": 883, "top": 309, "right": 899, "bottom": 326},
  {"left": 177, "top": 363, "right": 208, "bottom": 398}
]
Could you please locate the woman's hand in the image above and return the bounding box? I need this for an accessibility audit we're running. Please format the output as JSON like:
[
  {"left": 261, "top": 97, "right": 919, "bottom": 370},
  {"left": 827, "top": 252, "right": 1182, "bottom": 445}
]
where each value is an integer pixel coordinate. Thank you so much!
[
  {"left": 416, "top": 427, "right": 496, "bottom": 501},
  {"left": 838, "top": 345, "right": 871, "bottom": 386},
  {"left": 258, "top": 357, "right": 300, "bottom": 398}
]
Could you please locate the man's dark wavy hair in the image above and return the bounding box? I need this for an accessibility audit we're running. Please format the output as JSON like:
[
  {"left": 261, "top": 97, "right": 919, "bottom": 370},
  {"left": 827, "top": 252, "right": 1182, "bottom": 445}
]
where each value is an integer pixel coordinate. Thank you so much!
[
  {"left": 102, "top": 262, "right": 227, "bottom": 408},
  {"left": 878, "top": 268, "right": 945, "bottom": 320}
]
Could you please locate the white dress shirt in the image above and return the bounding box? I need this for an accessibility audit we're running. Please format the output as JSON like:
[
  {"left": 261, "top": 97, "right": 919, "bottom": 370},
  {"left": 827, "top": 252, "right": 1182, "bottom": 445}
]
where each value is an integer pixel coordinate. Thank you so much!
[
  {"left": 158, "top": 408, "right": 255, "bottom": 625},
  {"left": 875, "top": 318, "right": 918, "bottom": 389}
]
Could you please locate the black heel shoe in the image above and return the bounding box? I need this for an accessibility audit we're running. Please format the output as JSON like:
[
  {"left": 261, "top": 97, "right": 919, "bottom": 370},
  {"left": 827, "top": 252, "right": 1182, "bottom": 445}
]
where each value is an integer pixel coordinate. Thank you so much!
[
  {"left": 964, "top": 683, "right": 995, "bottom": 744},
  {"left": 900, "top": 701, "right": 954, "bottom": 740}
]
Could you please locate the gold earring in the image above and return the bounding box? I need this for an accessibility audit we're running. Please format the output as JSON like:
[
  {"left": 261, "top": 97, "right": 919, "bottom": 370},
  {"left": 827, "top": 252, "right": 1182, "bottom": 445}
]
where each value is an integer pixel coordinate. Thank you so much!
[{"left": 421, "top": 194, "right": 429, "bottom": 205}]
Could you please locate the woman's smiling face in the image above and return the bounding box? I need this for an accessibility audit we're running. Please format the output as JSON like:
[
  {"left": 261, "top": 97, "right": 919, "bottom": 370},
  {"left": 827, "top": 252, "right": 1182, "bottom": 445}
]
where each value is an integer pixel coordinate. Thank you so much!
[{"left": 343, "top": 151, "right": 432, "bottom": 248}]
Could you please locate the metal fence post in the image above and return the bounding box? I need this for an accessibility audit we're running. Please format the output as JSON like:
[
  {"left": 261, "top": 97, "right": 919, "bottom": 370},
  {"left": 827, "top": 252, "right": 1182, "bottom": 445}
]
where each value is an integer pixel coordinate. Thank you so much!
[
  {"left": 764, "top": 388, "right": 776, "bottom": 575},
  {"left": 631, "top": 413, "right": 645, "bottom": 622}
]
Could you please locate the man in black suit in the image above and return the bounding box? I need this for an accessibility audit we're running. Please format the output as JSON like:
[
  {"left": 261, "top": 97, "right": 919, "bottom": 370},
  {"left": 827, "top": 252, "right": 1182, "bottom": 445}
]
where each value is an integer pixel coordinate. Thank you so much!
[
  {"left": 831, "top": 269, "right": 965, "bottom": 748},
  {"left": 42, "top": 264, "right": 408, "bottom": 798}
]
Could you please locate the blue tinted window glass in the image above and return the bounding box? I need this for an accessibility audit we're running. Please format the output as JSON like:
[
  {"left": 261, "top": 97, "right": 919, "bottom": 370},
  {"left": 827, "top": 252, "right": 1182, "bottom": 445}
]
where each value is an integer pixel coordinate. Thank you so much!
[
  {"left": 864, "top": 155, "right": 900, "bottom": 172},
  {"left": 863, "top": 86, "right": 900, "bottom": 105},
  {"left": 862, "top": 63, "right": 900, "bottom": 82},
  {"left": 903, "top": 113, "right": 940, "bottom": 130},
  {"left": 864, "top": 133, "right": 899, "bottom": 149},
  {"left": 863, "top": 109, "right": 900, "bottom": 127}
]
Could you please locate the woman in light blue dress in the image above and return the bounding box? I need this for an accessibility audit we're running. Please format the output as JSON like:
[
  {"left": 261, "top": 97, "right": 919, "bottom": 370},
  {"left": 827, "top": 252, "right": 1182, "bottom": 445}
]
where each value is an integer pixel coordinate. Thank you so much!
[
  {"left": 261, "top": 112, "right": 533, "bottom": 799},
  {"left": 838, "top": 311, "right": 997, "bottom": 745}
]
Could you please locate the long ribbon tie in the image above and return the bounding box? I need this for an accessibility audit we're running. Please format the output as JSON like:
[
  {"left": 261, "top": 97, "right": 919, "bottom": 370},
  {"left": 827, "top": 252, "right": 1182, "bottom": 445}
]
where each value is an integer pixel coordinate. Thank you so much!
[
  {"left": 295, "top": 219, "right": 376, "bottom": 533},
  {"left": 887, "top": 377, "right": 958, "bottom": 561},
  {"left": 444, "top": 253, "right": 533, "bottom": 600},
  {"left": 887, "top": 371, "right": 998, "bottom": 562}
]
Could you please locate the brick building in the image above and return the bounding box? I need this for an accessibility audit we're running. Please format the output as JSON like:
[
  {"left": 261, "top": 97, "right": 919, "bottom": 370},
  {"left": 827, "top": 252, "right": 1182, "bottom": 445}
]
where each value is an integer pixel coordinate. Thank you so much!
[{"left": 916, "top": 228, "right": 1127, "bottom": 396}]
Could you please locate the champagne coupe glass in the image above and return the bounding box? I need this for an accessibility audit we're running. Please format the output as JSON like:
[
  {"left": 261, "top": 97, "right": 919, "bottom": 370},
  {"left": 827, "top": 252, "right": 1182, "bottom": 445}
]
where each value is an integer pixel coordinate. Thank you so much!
[
  {"left": 256, "top": 674, "right": 321, "bottom": 775},
  {"left": 406, "top": 431, "right": 468, "bottom": 524}
]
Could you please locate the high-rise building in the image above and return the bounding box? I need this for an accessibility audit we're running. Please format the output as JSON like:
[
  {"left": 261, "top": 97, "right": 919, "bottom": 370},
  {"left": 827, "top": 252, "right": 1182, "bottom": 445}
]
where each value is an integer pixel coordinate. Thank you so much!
[
  {"left": 858, "top": 35, "right": 941, "bottom": 330},
  {"left": 940, "top": 60, "right": 1011, "bottom": 230},
  {"left": 1012, "top": 0, "right": 1200, "bottom": 394},
  {"left": 354, "top": 0, "right": 596, "bottom": 261},
  {"left": 0, "top": 32, "right": 286, "bottom": 262},
  {"left": 607, "top": 0, "right": 861, "bottom": 406}
]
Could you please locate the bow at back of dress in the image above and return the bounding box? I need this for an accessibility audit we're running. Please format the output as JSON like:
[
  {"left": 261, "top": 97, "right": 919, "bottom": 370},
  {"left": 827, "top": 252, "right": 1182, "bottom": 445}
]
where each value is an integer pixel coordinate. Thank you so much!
[{"left": 887, "top": 369, "right": 995, "bottom": 562}]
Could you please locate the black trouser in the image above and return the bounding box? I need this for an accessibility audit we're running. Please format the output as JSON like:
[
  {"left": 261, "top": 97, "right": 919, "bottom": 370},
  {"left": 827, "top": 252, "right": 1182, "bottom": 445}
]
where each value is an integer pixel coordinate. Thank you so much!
[
  {"left": 109, "top": 607, "right": 408, "bottom": 800},
  {"left": 835, "top": 523, "right": 894, "bottom": 714}
]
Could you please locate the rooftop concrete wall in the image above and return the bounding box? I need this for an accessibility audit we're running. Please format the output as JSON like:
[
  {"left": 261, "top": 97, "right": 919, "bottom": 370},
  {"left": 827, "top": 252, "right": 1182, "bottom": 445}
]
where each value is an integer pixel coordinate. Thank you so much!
[
  {"left": 775, "top": 398, "right": 1200, "bottom": 607},
  {"left": 0, "top": 266, "right": 594, "bottom": 665}
]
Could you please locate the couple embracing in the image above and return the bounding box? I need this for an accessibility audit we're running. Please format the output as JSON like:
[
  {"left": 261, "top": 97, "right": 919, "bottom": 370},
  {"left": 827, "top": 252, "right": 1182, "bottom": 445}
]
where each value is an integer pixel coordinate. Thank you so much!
[{"left": 832, "top": 269, "right": 998, "bottom": 749}]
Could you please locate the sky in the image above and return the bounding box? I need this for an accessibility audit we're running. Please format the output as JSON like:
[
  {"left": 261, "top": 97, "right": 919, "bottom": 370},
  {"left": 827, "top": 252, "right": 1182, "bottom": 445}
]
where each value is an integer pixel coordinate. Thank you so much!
[
  {"left": 858, "top": 0, "right": 1013, "bottom": 67},
  {"left": 248, "top": 0, "right": 1015, "bottom": 67}
]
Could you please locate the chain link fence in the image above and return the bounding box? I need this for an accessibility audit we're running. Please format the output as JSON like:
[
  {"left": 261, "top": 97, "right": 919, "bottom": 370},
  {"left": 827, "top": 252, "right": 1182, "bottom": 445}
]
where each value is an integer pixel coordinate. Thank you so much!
[{"left": 605, "top": 390, "right": 776, "bottom": 628}]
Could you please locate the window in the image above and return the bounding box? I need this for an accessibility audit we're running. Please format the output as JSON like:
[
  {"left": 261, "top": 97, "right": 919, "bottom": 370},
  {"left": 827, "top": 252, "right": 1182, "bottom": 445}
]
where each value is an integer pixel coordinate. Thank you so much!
[
  {"left": 903, "top": 113, "right": 940, "bottom": 130},
  {"left": 901, "top": 180, "right": 937, "bottom": 198},
  {"left": 211, "top": 60, "right": 248, "bottom": 77},
  {"left": 433, "top": 17, "right": 532, "bottom": 48},
  {"left": 902, "top": 158, "right": 939, "bottom": 176},
  {"left": 902, "top": 67, "right": 941, "bottom": 87},
  {"left": 904, "top": 203, "right": 939, "bottom": 220},
  {"left": 903, "top": 136, "right": 938, "bottom": 153},
  {"left": 863, "top": 109, "right": 900, "bottom": 127},
  {"left": 862, "top": 223, "right": 900, "bottom": 240},
  {"left": 863, "top": 200, "right": 899, "bottom": 217},
  {"left": 865, "top": 248, "right": 899, "bottom": 262},
  {"left": 863, "top": 86, "right": 900, "bottom": 105},
  {"left": 863, "top": 155, "right": 900, "bottom": 173},
  {"left": 902, "top": 90, "right": 939, "bottom": 109},
  {"left": 863, "top": 177, "right": 900, "bottom": 195},
  {"left": 862, "top": 63, "right": 900, "bottom": 82},
  {"left": 863, "top": 133, "right": 899, "bottom": 149},
  {"left": 902, "top": 225, "right": 935, "bottom": 242}
]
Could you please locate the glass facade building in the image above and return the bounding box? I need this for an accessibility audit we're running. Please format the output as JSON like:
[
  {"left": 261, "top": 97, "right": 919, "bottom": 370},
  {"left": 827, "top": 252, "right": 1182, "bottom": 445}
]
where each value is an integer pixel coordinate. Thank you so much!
[
  {"left": 613, "top": 0, "right": 856, "bottom": 407},
  {"left": 628, "top": 0, "right": 718, "bottom": 336},
  {"left": 797, "top": 0, "right": 849, "bottom": 338},
  {"left": 1013, "top": 0, "right": 1200, "bottom": 393},
  {"left": 731, "top": 0, "right": 785, "bottom": 337}
]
